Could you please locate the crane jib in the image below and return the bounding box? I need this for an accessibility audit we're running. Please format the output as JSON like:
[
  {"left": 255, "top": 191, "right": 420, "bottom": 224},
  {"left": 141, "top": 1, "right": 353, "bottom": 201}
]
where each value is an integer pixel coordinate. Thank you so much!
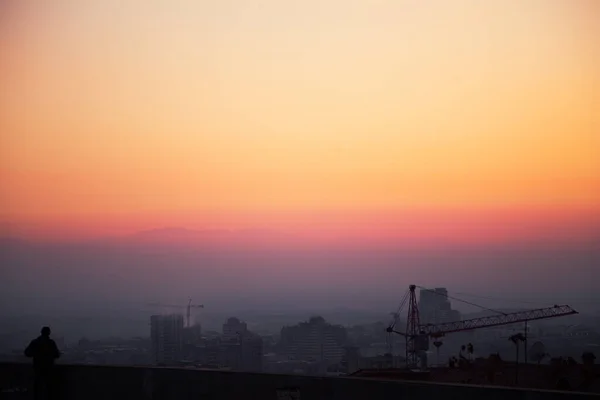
[{"left": 421, "top": 305, "right": 578, "bottom": 337}]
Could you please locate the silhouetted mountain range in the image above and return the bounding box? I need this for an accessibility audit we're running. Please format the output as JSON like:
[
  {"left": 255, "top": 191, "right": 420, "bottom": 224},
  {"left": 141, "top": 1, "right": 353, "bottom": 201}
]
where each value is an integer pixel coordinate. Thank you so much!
[{"left": 123, "top": 226, "right": 305, "bottom": 248}]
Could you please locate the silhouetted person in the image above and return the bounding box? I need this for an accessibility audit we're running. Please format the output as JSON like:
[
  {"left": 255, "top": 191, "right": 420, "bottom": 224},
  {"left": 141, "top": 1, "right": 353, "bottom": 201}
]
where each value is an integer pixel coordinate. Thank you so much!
[{"left": 24, "top": 326, "right": 60, "bottom": 400}]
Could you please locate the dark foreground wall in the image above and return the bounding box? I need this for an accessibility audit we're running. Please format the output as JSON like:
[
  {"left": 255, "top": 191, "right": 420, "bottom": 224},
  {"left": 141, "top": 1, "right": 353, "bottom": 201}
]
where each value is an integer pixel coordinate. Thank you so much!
[{"left": 0, "top": 362, "right": 597, "bottom": 400}]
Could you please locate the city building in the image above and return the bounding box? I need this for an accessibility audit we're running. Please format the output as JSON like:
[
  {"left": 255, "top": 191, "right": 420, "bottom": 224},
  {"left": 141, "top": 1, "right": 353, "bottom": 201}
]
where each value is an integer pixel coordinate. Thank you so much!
[
  {"left": 280, "top": 316, "right": 347, "bottom": 364},
  {"left": 240, "top": 332, "right": 263, "bottom": 372},
  {"left": 419, "top": 288, "right": 461, "bottom": 325},
  {"left": 183, "top": 323, "right": 202, "bottom": 345},
  {"left": 219, "top": 333, "right": 264, "bottom": 372},
  {"left": 222, "top": 317, "right": 248, "bottom": 341},
  {"left": 342, "top": 346, "right": 361, "bottom": 374},
  {"left": 150, "top": 314, "right": 184, "bottom": 365},
  {"left": 341, "top": 347, "right": 406, "bottom": 374},
  {"left": 218, "top": 317, "right": 263, "bottom": 372}
]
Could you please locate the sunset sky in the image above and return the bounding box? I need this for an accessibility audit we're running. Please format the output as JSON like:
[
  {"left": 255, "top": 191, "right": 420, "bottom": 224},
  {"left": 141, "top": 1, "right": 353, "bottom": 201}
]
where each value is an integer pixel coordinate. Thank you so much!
[{"left": 1, "top": 0, "right": 598, "bottom": 243}]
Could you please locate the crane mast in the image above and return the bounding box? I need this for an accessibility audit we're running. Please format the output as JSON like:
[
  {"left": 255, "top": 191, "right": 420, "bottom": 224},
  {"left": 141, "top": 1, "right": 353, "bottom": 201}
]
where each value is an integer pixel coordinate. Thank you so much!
[
  {"left": 405, "top": 285, "right": 421, "bottom": 367},
  {"left": 186, "top": 298, "right": 205, "bottom": 329}
]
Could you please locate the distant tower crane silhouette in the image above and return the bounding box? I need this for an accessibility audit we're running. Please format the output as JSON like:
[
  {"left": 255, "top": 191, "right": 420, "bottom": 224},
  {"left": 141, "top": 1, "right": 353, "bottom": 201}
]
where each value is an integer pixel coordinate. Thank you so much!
[
  {"left": 147, "top": 299, "right": 204, "bottom": 328},
  {"left": 386, "top": 285, "right": 426, "bottom": 367},
  {"left": 387, "top": 285, "right": 578, "bottom": 370}
]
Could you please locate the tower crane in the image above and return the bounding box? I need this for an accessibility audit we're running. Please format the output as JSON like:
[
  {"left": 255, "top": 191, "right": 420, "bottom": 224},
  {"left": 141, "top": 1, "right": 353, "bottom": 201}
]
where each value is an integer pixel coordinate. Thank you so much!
[
  {"left": 386, "top": 285, "right": 578, "bottom": 368},
  {"left": 147, "top": 298, "right": 204, "bottom": 328}
]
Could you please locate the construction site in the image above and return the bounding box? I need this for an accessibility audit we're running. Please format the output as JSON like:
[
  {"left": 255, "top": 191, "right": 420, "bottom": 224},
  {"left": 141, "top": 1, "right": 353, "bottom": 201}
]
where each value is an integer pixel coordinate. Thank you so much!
[{"left": 346, "top": 284, "right": 599, "bottom": 393}]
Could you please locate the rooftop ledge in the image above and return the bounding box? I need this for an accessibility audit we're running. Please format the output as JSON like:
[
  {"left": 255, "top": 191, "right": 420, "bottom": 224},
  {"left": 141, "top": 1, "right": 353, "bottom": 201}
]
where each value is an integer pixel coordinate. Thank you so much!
[{"left": 1, "top": 362, "right": 597, "bottom": 400}]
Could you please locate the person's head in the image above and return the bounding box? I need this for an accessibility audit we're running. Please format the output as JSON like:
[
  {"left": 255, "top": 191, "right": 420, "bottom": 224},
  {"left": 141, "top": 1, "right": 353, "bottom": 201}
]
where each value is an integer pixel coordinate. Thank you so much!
[{"left": 41, "top": 326, "right": 51, "bottom": 337}]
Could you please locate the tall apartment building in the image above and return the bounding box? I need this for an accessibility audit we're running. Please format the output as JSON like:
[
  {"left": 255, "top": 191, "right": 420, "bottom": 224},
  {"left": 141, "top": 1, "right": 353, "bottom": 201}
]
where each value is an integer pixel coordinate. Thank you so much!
[
  {"left": 219, "top": 317, "right": 263, "bottom": 372},
  {"left": 240, "top": 332, "right": 264, "bottom": 372},
  {"left": 218, "top": 333, "right": 264, "bottom": 372},
  {"left": 418, "top": 288, "right": 461, "bottom": 325},
  {"left": 150, "top": 314, "right": 184, "bottom": 365},
  {"left": 183, "top": 323, "right": 202, "bottom": 345},
  {"left": 280, "top": 316, "right": 347, "bottom": 364}
]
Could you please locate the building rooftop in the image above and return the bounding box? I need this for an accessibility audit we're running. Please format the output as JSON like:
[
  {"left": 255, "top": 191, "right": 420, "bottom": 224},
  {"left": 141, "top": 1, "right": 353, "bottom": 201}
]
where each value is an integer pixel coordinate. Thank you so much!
[
  {"left": 1, "top": 362, "right": 598, "bottom": 400},
  {"left": 351, "top": 362, "right": 600, "bottom": 394}
]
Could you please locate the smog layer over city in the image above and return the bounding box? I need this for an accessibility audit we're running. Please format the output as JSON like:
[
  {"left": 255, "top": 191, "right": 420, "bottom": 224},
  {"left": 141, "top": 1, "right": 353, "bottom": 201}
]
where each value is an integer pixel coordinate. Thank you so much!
[{"left": 0, "top": 0, "right": 599, "bottom": 396}]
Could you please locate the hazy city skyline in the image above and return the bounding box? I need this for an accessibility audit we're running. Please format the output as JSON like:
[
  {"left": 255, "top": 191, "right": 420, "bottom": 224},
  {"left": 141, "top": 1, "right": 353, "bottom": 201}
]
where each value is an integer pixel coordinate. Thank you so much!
[
  {"left": 1, "top": 232, "right": 597, "bottom": 317},
  {"left": 1, "top": 1, "right": 599, "bottom": 331},
  {"left": 1, "top": 2, "right": 599, "bottom": 395}
]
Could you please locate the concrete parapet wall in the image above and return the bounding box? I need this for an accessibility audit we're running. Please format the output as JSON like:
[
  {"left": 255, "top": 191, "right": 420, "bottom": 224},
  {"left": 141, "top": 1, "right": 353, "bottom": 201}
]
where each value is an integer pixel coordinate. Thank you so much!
[{"left": 0, "top": 362, "right": 597, "bottom": 400}]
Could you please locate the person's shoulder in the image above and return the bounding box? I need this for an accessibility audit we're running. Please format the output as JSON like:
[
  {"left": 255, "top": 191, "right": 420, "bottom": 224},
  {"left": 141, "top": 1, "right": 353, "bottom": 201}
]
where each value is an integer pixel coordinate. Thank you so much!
[{"left": 26, "top": 337, "right": 40, "bottom": 350}]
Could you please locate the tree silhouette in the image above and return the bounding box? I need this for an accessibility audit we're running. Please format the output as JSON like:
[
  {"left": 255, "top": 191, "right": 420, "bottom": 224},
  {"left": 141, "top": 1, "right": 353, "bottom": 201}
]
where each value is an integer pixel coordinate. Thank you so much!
[
  {"left": 533, "top": 352, "right": 548, "bottom": 365},
  {"left": 581, "top": 352, "right": 596, "bottom": 366}
]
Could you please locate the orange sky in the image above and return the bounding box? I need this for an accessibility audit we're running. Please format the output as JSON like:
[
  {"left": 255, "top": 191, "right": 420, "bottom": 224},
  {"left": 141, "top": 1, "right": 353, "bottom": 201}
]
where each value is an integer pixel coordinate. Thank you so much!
[{"left": 0, "top": 0, "right": 599, "bottom": 241}]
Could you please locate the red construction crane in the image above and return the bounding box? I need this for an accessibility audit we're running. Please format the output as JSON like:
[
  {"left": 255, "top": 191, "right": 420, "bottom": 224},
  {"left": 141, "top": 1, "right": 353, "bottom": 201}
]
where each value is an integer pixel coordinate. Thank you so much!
[
  {"left": 147, "top": 298, "right": 204, "bottom": 328},
  {"left": 387, "top": 285, "right": 578, "bottom": 368}
]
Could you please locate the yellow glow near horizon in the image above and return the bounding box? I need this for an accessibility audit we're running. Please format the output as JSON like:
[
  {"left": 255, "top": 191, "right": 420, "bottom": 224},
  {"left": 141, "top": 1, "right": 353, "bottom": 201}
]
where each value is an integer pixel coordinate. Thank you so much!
[{"left": 0, "top": 0, "right": 598, "bottom": 239}]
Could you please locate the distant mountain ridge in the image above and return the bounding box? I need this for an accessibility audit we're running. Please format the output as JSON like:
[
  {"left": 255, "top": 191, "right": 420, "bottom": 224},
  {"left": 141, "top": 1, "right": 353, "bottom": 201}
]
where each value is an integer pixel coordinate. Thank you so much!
[
  {"left": 124, "top": 226, "right": 305, "bottom": 247},
  {"left": 130, "top": 227, "right": 232, "bottom": 238}
]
